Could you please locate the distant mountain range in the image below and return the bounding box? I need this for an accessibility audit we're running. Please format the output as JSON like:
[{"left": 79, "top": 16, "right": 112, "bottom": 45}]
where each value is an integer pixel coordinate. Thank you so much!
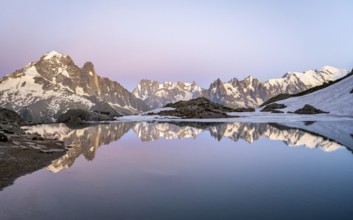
[
  {"left": 133, "top": 66, "right": 348, "bottom": 109},
  {"left": 0, "top": 51, "right": 349, "bottom": 122},
  {"left": 133, "top": 80, "right": 204, "bottom": 109}
]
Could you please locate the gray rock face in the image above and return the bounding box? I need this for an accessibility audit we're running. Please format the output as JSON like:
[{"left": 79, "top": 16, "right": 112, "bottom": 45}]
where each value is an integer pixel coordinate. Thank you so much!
[
  {"left": 133, "top": 66, "right": 348, "bottom": 109},
  {"left": 0, "top": 51, "right": 149, "bottom": 123}
]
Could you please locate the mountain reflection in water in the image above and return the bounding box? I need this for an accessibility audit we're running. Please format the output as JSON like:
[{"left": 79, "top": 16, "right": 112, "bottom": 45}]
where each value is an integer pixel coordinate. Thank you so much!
[{"left": 25, "top": 121, "right": 353, "bottom": 173}]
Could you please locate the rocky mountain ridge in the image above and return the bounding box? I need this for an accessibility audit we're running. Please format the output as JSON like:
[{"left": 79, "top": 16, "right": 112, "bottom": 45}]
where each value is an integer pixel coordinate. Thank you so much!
[
  {"left": 0, "top": 51, "right": 149, "bottom": 123},
  {"left": 133, "top": 80, "right": 205, "bottom": 109},
  {"left": 0, "top": 51, "right": 349, "bottom": 123},
  {"left": 133, "top": 66, "right": 348, "bottom": 109}
]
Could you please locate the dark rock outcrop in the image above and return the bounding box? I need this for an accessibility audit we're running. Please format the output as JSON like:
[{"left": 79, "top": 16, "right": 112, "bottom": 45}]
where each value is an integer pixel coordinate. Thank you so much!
[
  {"left": 0, "top": 108, "right": 26, "bottom": 125},
  {"left": 304, "top": 121, "right": 316, "bottom": 126},
  {"left": 294, "top": 104, "right": 328, "bottom": 114},
  {"left": 165, "top": 97, "right": 233, "bottom": 110},
  {"left": 271, "top": 110, "right": 284, "bottom": 113},
  {"left": 261, "top": 103, "right": 287, "bottom": 112},
  {"left": 260, "top": 94, "right": 292, "bottom": 107},
  {"left": 149, "top": 97, "right": 236, "bottom": 119},
  {"left": 0, "top": 133, "right": 9, "bottom": 142},
  {"left": 57, "top": 109, "right": 115, "bottom": 123},
  {"left": 233, "top": 107, "right": 255, "bottom": 112},
  {"left": 350, "top": 88, "right": 353, "bottom": 93}
]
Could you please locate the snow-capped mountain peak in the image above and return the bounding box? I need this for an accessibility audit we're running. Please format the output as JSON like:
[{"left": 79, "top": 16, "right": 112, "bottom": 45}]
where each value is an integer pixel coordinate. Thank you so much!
[
  {"left": 209, "top": 66, "right": 349, "bottom": 108},
  {"left": 0, "top": 51, "right": 149, "bottom": 123},
  {"left": 43, "top": 51, "right": 65, "bottom": 60},
  {"left": 1, "top": 50, "right": 349, "bottom": 121},
  {"left": 133, "top": 66, "right": 348, "bottom": 109},
  {"left": 280, "top": 66, "right": 347, "bottom": 87}
]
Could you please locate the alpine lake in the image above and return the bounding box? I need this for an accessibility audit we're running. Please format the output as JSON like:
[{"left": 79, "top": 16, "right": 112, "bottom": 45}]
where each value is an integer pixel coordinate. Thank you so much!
[{"left": 1, "top": 120, "right": 353, "bottom": 220}]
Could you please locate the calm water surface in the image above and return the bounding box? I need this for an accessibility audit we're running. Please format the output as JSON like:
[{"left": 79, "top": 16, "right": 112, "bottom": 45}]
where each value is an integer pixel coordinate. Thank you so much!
[{"left": 1, "top": 122, "right": 353, "bottom": 220}]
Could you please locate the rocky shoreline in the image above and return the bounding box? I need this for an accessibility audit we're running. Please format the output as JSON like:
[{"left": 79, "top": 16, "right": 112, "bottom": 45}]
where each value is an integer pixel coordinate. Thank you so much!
[{"left": 0, "top": 108, "right": 67, "bottom": 190}]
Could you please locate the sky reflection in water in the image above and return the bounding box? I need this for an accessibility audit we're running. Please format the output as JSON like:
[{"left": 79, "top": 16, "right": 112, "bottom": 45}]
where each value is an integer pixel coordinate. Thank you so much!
[{"left": 1, "top": 121, "right": 353, "bottom": 220}]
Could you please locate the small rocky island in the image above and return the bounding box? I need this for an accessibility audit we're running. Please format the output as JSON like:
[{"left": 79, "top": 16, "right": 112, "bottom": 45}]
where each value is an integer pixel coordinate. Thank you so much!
[
  {"left": 293, "top": 104, "right": 329, "bottom": 114},
  {"left": 146, "top": 97, "right": 239, "bottom": 118},
  {"left": 57, "top": 109, "right": 119, "bottom": 123}
]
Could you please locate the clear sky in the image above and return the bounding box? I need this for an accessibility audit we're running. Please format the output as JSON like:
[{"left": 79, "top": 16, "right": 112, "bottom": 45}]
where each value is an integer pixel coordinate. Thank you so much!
[{"left": 1, "top": 0, "right": 352, "bottom": 90}]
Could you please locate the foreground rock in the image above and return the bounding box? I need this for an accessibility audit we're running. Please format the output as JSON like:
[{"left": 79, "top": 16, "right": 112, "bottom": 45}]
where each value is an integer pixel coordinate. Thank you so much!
[
  {"left": 0, "top": 108, "right": 67, "bottom": 190},
  {"left": 261, "top": 103, "right": 287, "bottom": 113},
  {"left": 148, "top": 97, "right": 236, "bottom": 119},
  {"left": 294, "top": 104, "right": 329, "bottom": 114},
  {"left": 0, "top": 132, "right": 8, "bottom": 142},
  {"left": 57, "top": 109, "right": 118, "bottom": 123},
  {"left": 0, "top": 108, "right": 26, "bottom": 125}
]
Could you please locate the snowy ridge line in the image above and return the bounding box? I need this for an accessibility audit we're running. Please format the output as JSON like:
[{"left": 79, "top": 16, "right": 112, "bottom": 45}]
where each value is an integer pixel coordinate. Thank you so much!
[
  {"left": 133, "top": 66, "right": 348, "bottom": 109},
  {"left": 273, "top": 73, "right": 353, "bottom": 116}
]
